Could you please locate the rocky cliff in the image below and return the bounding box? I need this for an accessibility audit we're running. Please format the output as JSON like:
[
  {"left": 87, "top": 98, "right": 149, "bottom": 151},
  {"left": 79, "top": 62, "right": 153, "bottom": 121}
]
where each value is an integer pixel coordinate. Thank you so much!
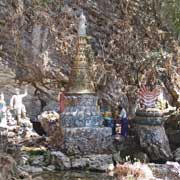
[{"left": 0, "top": 0, "right": 179, "bottom": 119}]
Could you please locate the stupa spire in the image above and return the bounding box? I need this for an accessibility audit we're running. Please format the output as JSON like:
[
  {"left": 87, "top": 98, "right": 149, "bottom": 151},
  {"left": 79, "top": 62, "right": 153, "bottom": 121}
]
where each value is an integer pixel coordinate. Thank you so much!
[{"left": 67, "top": 12, "right": 95, "bottom": 94}]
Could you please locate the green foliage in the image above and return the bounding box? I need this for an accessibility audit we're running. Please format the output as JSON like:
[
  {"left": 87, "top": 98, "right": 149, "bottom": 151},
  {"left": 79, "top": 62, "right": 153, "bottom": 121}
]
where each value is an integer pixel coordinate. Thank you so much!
[
  {"left": 162, "top": 0, "right": 180, "bottom": 37},
  {"left": 37, "top": 0, "right": 55, "bottom": 7},
  {"left": 27, "top": 149, "right": 46, "bottom": 156}
]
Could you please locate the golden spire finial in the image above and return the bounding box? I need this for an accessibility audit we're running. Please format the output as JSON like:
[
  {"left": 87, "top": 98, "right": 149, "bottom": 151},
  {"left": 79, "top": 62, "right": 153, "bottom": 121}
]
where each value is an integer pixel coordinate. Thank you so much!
[{"left": 67, "top": 13, "right": 95, "bottom": 94}]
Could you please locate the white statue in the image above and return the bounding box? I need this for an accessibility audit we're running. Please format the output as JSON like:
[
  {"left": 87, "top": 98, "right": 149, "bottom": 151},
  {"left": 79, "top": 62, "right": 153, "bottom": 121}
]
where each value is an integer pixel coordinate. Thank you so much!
[
  {"left": 0, "top": 92, "right": 7, "bottom": 127},
  {"left": 10, "top": 86, "right": 28, "bottom": 124},
  {"left": 78, "top": 12, "right": 87, "bottom": 36}
]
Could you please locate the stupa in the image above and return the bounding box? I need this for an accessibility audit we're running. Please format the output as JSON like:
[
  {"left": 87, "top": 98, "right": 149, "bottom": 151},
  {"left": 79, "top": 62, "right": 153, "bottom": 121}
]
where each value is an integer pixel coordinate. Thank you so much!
[
  {"left": 61, "top": 12, "right": 103, "bottom": 128},
  {"left": 60, "top": 12, "right": 112, "bottom": 156}
]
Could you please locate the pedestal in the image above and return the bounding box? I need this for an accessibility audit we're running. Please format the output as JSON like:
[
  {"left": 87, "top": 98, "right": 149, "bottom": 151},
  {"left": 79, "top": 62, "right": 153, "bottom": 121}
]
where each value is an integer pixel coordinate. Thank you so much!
[
  {"left": 61, "top": 127, "right": 113, "bottom": 156},
  {"left": 61, "top": 94, "right": 103, "bottom": 127},
  {"left": 132, "top": 109, "right": 172, "bottom": 162}
]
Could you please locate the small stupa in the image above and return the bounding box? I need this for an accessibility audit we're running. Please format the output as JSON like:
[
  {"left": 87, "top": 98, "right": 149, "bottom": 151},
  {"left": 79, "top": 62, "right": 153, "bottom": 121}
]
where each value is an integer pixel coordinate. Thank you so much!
[{"left": 61, "top": 12, "right": 103, "bottom": 127}]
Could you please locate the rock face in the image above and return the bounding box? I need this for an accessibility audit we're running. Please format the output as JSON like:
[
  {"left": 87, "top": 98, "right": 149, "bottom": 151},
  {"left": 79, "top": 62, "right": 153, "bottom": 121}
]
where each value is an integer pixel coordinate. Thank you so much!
[
  {"left": 61, "top": 127, "right": 113, "bottom": 156},
  {"left": 0, "top": 127, "right": 8, "bottom": 152},
  {"left": 174, "top": 147, "right": 180, "bottom": 163},
  {"left": 0, "top": 153, "right": 17, "bottom": 180},
  {"left": 132, "top": 109, "right": 173, "bottom": 162},
  {"left": 0, "top": 0, "right": 179, "bottom": 122},
  {"left": 165, "top": 113, "right": 180, "bottom": 150}
]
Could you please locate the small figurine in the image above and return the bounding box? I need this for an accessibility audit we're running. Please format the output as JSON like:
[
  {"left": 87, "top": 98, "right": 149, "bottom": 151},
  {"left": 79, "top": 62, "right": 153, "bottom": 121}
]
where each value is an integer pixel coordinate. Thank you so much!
[
  {"left": 0, "top": 92, "right": 7, "bottom": 127},
  {"left": 10, "top": 86, "right": 28, "bottom": 124},
  {"left": 78, "top": 12, "right": 87, "bottom": 36},
  {"left": 119, "top": 105, "right": 128, "bottom": 137},
  {"left": 57, "top": 87, "right": 66, "bottom": 113},
  {"left": 155, "top": 88, "right": 167, "bottom": 110}
]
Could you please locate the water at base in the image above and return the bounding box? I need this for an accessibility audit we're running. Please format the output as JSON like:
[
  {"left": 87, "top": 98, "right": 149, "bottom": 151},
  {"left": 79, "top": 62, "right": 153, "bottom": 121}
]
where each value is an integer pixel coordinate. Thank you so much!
[{"left": 33, "top": 171, "right": 116, "bottom": 180}]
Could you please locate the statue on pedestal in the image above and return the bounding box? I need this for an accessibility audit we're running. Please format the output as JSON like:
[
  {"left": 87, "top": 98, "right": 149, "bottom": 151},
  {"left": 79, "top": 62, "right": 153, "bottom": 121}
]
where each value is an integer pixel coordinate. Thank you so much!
[
  {"left": 78, "top": 12, "right": 86, "bottom": 37},
  {"left": 56, "top": 11, "right": 112, "bottom": 156},
  {"left": 10, "top": 86, "right": 28, "bottom": 124},
  {"left": 133, "top": 84, "right": 173, "bottom": 161}
]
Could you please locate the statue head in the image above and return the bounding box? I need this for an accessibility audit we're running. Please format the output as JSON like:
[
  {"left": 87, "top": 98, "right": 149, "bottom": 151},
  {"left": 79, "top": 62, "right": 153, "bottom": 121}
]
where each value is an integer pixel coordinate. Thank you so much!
[
  {"left": 80, "top": 12, "right": 86, "bottom": 24},
  {"left": 15, "top": 88, "right": 20, "bottom": 95},
  {"left": 60, "top": 87, "right": 65, "bottom": 92}
]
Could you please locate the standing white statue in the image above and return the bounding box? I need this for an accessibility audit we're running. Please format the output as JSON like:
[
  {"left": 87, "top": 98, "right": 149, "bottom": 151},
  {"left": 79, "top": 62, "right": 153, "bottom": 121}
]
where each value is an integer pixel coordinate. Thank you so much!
[
  {"left": 78, "top": 12, "right": 87, "bottom": 36},
  {"left": 0, "top": 92, "right": 7, "bottom": 127},
  {"left": 10, "top": 86, "right": 28, "bottom": 124}
]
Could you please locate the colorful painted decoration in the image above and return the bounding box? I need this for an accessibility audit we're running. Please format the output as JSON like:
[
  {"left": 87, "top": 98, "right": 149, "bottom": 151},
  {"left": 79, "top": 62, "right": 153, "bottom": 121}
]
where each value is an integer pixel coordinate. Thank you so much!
[{"left": 138, "top": 85, "right": 160, "bottom": 108}]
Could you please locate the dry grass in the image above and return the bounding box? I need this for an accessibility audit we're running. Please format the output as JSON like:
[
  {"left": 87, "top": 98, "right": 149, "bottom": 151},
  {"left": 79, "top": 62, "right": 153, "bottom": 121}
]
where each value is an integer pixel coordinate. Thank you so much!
[{"left": 114, "top": 162, "right": 155, "bottom": 180}]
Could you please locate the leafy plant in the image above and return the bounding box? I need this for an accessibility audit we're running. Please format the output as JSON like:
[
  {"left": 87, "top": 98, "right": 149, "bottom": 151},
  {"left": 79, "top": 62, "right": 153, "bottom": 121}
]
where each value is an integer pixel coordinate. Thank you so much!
[
  {"left": 39, "top": 0, "right": 53, "bottom": 6},
  {"left": 161, "top": 0, "right": 180, "bottom": 38}
]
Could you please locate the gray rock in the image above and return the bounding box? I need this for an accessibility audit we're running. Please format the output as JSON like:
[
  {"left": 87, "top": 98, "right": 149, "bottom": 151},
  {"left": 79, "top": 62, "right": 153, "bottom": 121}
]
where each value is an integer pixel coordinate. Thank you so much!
[
  {"left": 33, "top": 177, "right": 44, "bottom": 180},
  {"left": 43, "top": 165, "right": 56, "bottom": 171},
  {"left": 19, "top": 165, "right": 43, "bottom": 173},
  {"left": 31, "top": 155, "right": 44, "bottom": 166},
  {"left": 87, "top": 154, "right": 113, "bottom": 171},
  {"left": 71, "top": 154, "right": 113, "bottom": 171},
  {"left": 149, "top": 162, "right": 180, "bottom": 180},
  {"left": 19, "top": 153, "right": 30, "bottom": 166},
  {"left": 71, "top": 157, "right": 88, "bottom": 169},
  {"left": 112, "top": 151, "right": 123, "bottom": 164},
  {"left": 50, "top": 151, "right": 71, "bottom": 170},
  {"left": 30, "top": 166, "right": 43, "bottom": 173},
  {"left": 174, "top": 147, "right": 180, "bottom": 163},
  {"left": 43, "top": 101, "right": 59, "bottom": 112},
  {"left": 166, "top": 129, "right": 180, "bottom": 150},
  {"left": 133, "top": 152, "right": 149, "bottom": 163},
  {"left": 138, "top": 125, "right": 172, "bottom": 161}
]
